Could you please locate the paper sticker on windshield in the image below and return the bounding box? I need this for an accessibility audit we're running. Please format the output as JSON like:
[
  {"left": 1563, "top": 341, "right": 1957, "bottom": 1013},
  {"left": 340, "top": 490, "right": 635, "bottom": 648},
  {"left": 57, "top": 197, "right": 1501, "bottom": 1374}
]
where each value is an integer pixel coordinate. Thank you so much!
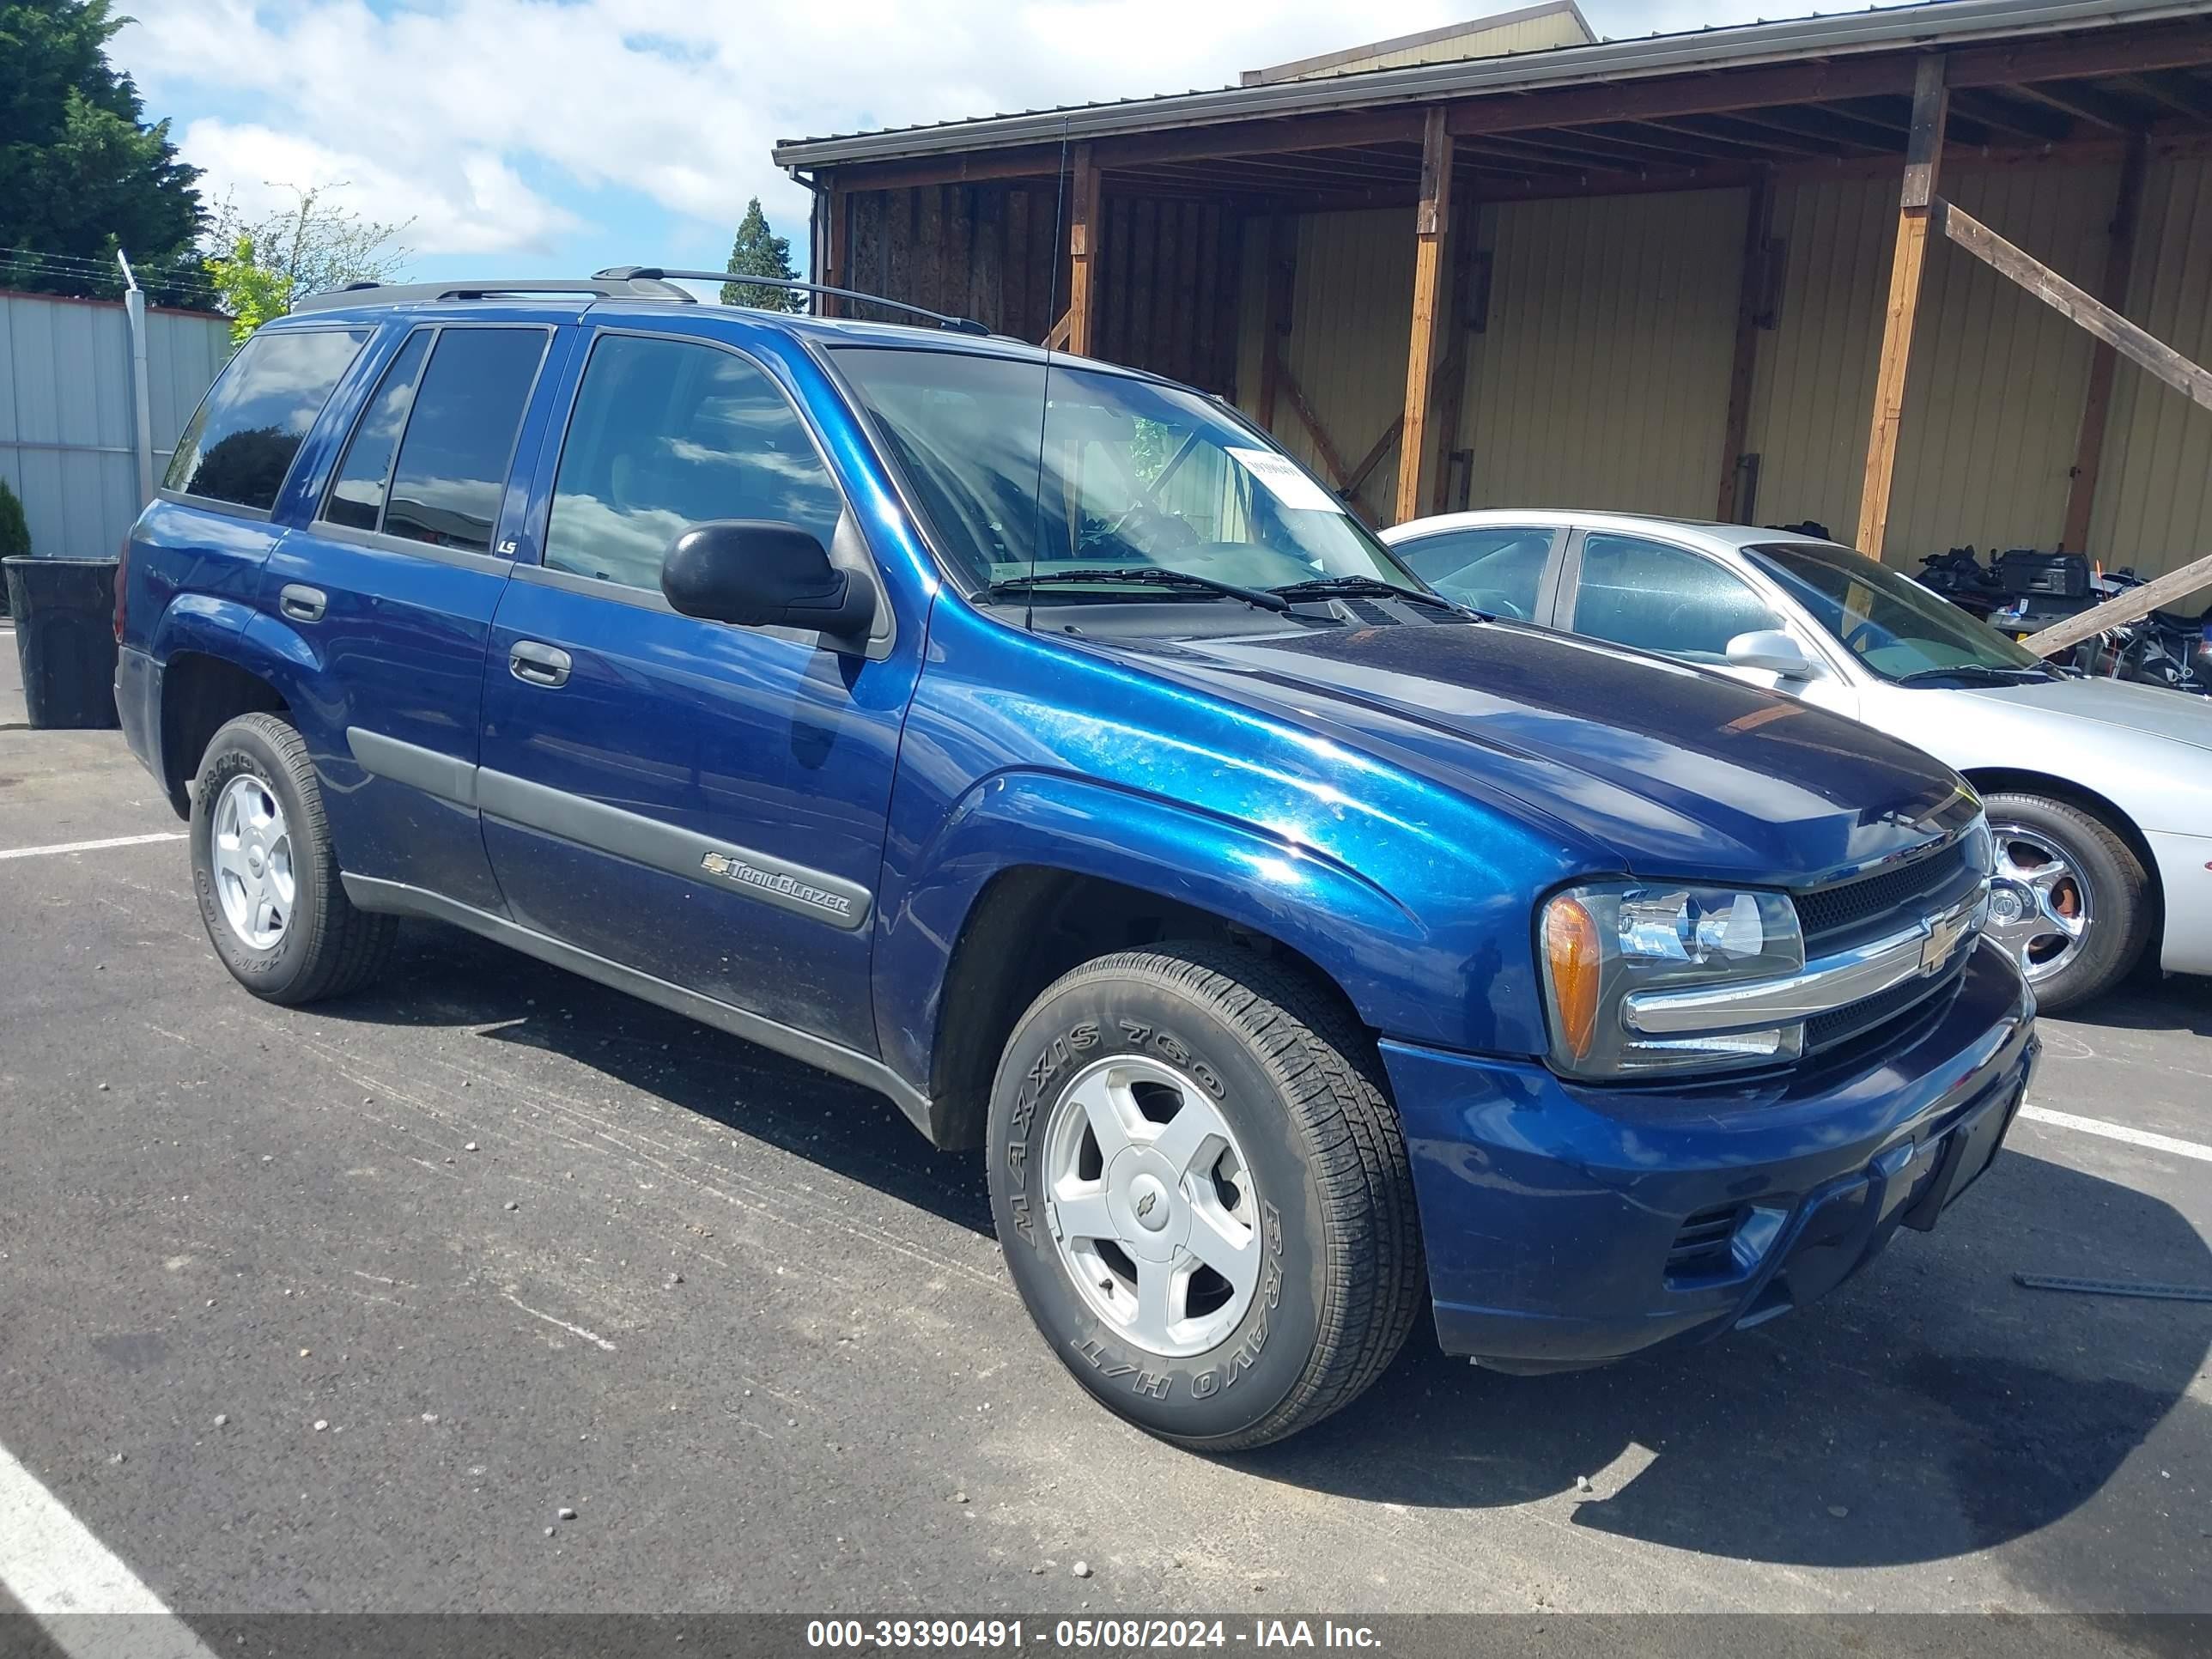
[{"left": 1228, "top": 447, "right": 1343, "bottom": 514}]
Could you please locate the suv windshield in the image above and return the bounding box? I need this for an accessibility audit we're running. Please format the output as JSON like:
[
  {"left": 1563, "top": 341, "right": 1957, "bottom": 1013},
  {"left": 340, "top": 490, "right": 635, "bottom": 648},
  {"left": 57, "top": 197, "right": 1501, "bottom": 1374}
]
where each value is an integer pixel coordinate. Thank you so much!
[
  {"left": 1747, "top": 540, "right": 2047, "bottom": 682},
  {"left": 832, "top": 347, "right": 1425, "bottom": 601}
]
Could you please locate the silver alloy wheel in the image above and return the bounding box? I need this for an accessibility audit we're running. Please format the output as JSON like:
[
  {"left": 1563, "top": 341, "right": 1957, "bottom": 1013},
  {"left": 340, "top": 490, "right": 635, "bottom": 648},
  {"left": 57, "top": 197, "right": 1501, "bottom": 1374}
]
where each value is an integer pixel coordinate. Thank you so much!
[
  {"left": 210, "top": 773, "right": 295, "bottom": 951},
  {"left": 1985, "top": 822, "right": 2092, "bottom": 984},
  {"left": 1041, "top": 1054, "right": 1263, "bottom": 1359}
]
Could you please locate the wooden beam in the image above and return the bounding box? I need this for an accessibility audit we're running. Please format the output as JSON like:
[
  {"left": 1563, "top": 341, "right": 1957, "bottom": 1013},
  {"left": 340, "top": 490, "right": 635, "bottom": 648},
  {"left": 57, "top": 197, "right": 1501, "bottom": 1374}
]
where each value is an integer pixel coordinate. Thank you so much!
[
  {"left": 1346, "top": 416, "right": 1405, "bottom": 505},
  {"left": 1279, "top": 368, "right": 1351, "bottom": 489},
  {"left": 2015, "top": 80, "right": 2146, "bottom": 134},
  {"left": 1095, "top": 108, "right": 1426, "bottom": 171},
  {"left": 2062, "top": 135, "right": 2149, "bottom": 554},
  {"left": 1395, "top": 107, "right": 1454, "bottom": 527},
  {"left": 1938, "top": 198, "right": 2212, "bottom": 413},
  {"left": 1856, "top": 55, "right": 1948, "bottom": 562},
  {"left": 823, "top": 184, "right": 850, "bottom": 319},
  {"left": 1256, "top": 214, "right": 1297, "bottom": 432},
  {"left": 1717, "top": 169, "right": 1776, "bottom": 523},
  {"left": 2025, "top": 551, "right": 2212, "bottom": 658},
  {"left": 1427, "top": 214, "right": 1481, "bottom": 516},
  {"left": 1041, "top": 309, "right": 1073, "bottom": 350},
  {"left": 1066, "top": 144, "right": 1102, "bottom": 356}
]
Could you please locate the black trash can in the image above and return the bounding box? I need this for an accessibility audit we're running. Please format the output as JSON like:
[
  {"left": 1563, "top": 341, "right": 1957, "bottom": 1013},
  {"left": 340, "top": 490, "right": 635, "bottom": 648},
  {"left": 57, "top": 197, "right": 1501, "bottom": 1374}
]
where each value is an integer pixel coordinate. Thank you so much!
[{"left": 4, "top": 556, "right": 122, "bottom": 730}]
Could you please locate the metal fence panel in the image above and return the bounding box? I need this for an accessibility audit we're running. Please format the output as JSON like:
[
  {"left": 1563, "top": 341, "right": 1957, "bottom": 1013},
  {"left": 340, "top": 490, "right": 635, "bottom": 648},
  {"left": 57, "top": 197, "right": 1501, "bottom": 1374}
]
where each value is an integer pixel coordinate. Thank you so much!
[{"left": 0, "top": 289, "right": 231, "bottom": 560}]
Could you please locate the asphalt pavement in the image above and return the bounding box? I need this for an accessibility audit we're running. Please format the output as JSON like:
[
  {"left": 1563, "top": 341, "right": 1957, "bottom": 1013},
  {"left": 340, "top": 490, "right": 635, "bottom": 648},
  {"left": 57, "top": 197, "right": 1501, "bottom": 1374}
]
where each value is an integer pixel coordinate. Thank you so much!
[{"left": 1, "top": 627, "right": 2208, "bottom": 1641}]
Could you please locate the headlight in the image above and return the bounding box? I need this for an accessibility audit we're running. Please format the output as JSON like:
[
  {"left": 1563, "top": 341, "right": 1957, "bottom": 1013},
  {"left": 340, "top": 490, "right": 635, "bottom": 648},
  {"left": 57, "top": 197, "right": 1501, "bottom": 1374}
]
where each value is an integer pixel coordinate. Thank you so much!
[{"left": 1539, "top": 882, "right": 1806, "bottom": 1079}]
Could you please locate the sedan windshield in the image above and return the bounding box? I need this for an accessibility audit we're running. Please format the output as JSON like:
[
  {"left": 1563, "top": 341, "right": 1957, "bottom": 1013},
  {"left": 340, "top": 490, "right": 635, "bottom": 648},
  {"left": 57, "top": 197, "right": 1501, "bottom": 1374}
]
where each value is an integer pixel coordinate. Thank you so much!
[
  {"left": 832, "top": 347, "right": 1425, "bottom": 601},
  {"left": 1747, "top": 540, "right": 2048, "bottom": 682}
]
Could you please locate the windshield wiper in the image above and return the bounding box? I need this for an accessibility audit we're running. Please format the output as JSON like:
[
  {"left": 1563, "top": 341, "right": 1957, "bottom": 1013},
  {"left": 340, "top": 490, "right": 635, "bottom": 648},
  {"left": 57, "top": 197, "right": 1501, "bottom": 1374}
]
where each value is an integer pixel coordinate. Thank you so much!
[
  {"left": 986, "top": 567, "right": 1289, "bottom": 612},
  {"left": 1268, "top": 574, "right": 1480, "bottom": 616},
  {"left": 1891, "top": 663, "right": 2051, "bottom": 687}
]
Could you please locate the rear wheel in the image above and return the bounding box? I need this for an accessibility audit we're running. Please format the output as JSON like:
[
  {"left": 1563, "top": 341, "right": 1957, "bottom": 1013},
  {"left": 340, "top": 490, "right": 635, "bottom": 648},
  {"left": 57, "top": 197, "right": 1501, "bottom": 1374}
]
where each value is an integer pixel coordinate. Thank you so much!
[
  {"left": 986, "top": 942, "right": 1423, "bottom": 1449},
  {"left": 189, "top": 713, "right": 396, "bottom": 1004},
  {"left": 1979, "top": 792, "right": 2150, "bottom": 1013}
]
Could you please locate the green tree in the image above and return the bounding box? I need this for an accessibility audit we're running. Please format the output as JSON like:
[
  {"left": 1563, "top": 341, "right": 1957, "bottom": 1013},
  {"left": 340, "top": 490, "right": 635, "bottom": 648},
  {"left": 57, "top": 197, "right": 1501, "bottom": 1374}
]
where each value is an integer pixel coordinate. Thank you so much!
[
  {"left": 0, "top": 0, "right": 204, "bottom": 304},
  {"left": 720, "top": 198, "right": 802, "bottom": 311},
  {"left": 204, "top": 185, "right": 411, "bottom": 343},
  {"left": 0, "top": 477, "right": 29, "bottom": 615}
]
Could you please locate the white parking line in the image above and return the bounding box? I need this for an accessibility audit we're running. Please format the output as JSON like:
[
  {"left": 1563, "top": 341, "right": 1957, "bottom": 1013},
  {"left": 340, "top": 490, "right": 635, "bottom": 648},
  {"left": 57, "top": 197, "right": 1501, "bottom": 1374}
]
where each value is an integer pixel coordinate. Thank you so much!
[
  {"left": 2021, "top": 1103, "right": 2212, "bottom": 1165},
  {"left": 0, "top": 1439, "right": 217, "bottom": 1657},
  {"left": 0, "top": 832, "right": 184, "bottom": 863}
]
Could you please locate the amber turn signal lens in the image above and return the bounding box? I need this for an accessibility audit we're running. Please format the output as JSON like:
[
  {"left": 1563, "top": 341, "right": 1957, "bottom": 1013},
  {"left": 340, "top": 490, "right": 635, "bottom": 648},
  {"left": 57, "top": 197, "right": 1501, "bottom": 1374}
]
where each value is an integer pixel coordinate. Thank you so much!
[{"left": 1546, "top": 896, "right": 1602, "bottom": 1062}]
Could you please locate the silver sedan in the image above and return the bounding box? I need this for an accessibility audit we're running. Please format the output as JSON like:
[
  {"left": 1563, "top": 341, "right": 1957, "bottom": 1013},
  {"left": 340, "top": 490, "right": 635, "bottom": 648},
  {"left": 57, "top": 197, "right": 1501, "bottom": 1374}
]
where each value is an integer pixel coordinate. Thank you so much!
[{"left": 1382, "top": 508, "right": 2212, "bottom": 1012}]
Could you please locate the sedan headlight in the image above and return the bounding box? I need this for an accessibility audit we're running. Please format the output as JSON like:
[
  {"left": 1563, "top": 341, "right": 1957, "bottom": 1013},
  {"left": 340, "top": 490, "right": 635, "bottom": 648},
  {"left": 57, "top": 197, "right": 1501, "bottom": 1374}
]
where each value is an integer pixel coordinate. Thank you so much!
[{"left": 1539, "top": 882, "right": 1806, "bottom": 1079}]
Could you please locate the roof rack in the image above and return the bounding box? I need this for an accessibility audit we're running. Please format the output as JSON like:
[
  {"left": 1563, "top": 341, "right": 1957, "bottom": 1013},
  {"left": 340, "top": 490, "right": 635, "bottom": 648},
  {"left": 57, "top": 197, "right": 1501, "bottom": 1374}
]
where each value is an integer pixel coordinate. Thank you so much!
[
  {"left": 291, "top": 273, "right": 696, "bottom": 313},
  {"left": 595, "top": 268, "right": 991, "bottom": 336},
  {"left": 289, "top": 268, "right": 992, "bottom": 337}
]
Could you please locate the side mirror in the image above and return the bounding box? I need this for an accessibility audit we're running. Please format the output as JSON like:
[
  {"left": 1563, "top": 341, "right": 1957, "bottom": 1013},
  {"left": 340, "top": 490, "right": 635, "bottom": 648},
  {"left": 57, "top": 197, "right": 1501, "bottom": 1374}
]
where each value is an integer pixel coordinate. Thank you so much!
[
  {"left": 1726, "top": 629, "right": 1825, "bottom": 681},
  {"left": 661, "top": 520, "right": 876, "bottom": 641}
]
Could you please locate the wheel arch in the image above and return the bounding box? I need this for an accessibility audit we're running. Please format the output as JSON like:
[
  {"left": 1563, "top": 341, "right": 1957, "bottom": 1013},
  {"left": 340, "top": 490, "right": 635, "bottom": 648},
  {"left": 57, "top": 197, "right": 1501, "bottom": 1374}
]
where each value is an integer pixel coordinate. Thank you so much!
[
  {"left": 920, "top": 864, "right": 1364, "bottom": 1152},
  {"left": 158, "top": 651, "right": 291, "bottom": 816}
]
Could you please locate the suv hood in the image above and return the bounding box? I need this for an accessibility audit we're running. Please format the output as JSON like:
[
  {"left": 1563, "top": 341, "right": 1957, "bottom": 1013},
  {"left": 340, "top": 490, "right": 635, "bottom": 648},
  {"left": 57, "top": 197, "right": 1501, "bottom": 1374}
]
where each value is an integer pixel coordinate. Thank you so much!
[{"left": 1125, "top": 623, "right": 1972, "bottom": 885}]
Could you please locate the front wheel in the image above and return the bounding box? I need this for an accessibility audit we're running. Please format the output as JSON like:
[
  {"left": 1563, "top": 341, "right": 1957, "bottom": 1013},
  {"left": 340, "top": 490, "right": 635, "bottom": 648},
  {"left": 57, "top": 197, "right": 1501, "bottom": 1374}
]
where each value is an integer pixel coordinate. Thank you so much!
[
  {"left": 986, "top": 943, "right": 1424, "bottom": 1449},
  {"left": 1979, "top": 792, "right": 2151, "bottom": 1013}
]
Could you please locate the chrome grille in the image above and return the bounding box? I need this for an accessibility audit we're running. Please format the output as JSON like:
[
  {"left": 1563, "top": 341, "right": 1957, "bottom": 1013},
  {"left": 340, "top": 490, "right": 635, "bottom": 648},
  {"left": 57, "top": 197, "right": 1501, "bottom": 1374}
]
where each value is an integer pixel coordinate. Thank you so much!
[{"left": 1796, "top": 839, "right": 1981, "bottom": 953}]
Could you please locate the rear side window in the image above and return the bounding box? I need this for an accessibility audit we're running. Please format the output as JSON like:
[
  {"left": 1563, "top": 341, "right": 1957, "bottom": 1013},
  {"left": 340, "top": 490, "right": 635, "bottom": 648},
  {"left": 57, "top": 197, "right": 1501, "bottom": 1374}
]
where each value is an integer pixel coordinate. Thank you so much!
[
  {"left": 324, "top": 331, "right": 433, "bottom": 531},
  {"left": 544, "top": 333, "right": 842, "bottom": 591},
  {"left": 379, "top": 327, "right": 550, "bottom": 553},
  {"left": 164, "top": 327, "right": 370, "bottom": 511}
]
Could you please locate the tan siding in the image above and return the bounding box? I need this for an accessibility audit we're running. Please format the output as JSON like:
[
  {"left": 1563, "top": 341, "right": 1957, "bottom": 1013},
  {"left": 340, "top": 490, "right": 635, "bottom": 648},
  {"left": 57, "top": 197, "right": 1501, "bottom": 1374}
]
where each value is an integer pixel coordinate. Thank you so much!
[
  {"left": 1306, "top": 14, "right": 1589, "bottom": 76},
  {"left": 1269, "top": 207, "right": 1419, "bottom": 523},
  {"left": 1455, "top": 189, "right": 1747, "bottom": 518},
  {"left": 2088, "top": 153, "right": 2212, "bottom": 592}
]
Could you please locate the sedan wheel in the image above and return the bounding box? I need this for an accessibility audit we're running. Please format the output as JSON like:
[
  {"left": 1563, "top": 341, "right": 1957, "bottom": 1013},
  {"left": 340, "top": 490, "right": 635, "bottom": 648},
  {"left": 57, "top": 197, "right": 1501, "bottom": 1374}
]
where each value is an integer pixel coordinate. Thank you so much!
[
  {"left": 1977, "top": 792, "right": 2151, "bottom": 1014},
  {"left": 1985, "top": 823, "right": 2091, "bottom": 986}
]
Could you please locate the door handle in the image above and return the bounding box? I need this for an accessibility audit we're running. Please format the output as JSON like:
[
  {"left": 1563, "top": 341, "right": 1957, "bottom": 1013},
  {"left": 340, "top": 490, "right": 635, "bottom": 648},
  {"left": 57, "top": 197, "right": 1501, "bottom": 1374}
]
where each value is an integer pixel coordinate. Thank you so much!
[
  {"left": 278, "top": 584, "right": 326, "bottom": 623},
  {"left": 509, "top": 641, "right": 572, "bottom": 688}
]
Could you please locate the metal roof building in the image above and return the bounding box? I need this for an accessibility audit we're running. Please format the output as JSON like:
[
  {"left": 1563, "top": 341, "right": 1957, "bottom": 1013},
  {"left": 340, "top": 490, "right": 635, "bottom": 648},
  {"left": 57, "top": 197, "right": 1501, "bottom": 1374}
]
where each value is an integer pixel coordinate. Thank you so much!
[{"left": 775, "top": 0, "right": 2212, "bottom": 588}]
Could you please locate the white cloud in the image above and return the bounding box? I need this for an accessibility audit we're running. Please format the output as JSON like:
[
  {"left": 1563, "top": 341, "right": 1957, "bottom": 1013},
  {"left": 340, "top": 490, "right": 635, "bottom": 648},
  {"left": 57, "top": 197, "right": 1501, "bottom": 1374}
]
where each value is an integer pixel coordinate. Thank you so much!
[{"left": 116, "top": 0, "right": 1827, "bottom": 264}]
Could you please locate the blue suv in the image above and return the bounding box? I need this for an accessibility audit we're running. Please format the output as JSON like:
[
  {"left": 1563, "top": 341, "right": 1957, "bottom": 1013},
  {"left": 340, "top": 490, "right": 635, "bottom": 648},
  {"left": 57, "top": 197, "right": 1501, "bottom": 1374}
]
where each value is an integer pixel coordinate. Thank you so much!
[{"left": 117, "top": 270, "right": 2037, "bottom": 1448}]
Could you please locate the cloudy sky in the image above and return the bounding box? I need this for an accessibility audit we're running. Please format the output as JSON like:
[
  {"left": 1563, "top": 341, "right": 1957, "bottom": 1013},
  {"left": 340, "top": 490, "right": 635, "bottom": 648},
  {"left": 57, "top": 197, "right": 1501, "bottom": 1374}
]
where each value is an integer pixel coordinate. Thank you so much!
[{"left": 112, "top": 1, "right": 1883, "bottom": 282}]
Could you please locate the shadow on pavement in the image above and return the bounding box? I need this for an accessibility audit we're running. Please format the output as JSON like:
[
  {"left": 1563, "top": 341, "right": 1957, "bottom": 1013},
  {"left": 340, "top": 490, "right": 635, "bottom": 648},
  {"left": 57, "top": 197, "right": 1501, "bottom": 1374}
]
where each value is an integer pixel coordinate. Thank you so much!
[{"left": 319, "top": 920, "right": 2209, "bottom": 1598}]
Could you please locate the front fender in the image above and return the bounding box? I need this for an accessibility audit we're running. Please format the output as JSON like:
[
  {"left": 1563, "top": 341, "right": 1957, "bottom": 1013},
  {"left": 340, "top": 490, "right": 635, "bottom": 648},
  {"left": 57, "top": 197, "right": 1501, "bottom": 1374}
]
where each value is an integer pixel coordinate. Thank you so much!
[{"left": 873, "top": 768, "right": 1552, "bottom": 1096}]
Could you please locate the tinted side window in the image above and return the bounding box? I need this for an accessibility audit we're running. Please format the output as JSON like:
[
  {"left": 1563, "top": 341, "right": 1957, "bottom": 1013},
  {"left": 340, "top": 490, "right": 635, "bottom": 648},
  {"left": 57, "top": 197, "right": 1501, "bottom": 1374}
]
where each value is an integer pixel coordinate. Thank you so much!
[
  {"left": 382, "top": 328, "right": 550, "bottom": 553},
  {"left": 1571, "top": 533, "right": 1782, "bottom": 663},
  {"left": 1393, "top": 527, "right": 1553, "bottom": 621},
  {"left": 544, "top": 334, "right": 843, "bottom": 590},
  {"left": 164, "top": 327, "right": 370, "bottom": 511},
  {"left": 322, "top": 331, "right": 432, "bottom": 532}
]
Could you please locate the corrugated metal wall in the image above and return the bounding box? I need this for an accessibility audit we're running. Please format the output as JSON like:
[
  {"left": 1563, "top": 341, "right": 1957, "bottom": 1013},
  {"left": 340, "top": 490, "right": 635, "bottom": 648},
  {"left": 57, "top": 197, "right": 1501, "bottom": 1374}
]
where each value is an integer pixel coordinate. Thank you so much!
[
  {"left": 842, "top": 184, "right": 1238, "bottom": 393},
  {"left": 1306, "top": 12, "right": 1589, "bottom": 76},
  {"left": 1456, "top": 188, "right": 1747, "bottom": 518},
  {"left": 1750, "top": 160, "right": 2121, "bottom": 557},
  {"left": 1228, "top": 150, "right": 2210, "bottom": 583},
  {"left": 0, "top": 291, "right": 230, "bottom": 559},
  {"left": 2089, "top": 153, "right": 2212, "bottom": 573}
]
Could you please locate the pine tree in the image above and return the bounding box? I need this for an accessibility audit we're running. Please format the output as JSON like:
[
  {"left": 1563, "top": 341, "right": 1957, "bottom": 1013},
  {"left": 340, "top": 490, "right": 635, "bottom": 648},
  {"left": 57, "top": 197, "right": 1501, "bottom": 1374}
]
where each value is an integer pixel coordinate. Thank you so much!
[
  {"left": 720, "top": 198, "right": 803, "bottom": 312},
  {"left": 0, "top": 0, "right": 204, "bottom": 303}
]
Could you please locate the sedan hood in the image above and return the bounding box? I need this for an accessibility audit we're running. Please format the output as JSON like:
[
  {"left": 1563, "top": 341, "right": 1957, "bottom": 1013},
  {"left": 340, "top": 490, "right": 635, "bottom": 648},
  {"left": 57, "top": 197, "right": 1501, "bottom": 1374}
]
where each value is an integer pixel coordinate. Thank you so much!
[
  {"left": 1126, "top": 623, "right": 1973, "bottom": 884},
  {"left": 1961, "top": 672, "right": 2212, "bottom": 754}
]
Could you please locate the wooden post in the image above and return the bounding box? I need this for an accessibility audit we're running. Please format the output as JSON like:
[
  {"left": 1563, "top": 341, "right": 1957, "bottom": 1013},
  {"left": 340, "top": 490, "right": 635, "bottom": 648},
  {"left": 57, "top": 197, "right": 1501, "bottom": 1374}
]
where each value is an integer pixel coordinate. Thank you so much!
[
  {"left": 1256, "top": 215, "right": 1297, "bottom": 434},
  {"left": 1717, "top": 168, "right": 1775, "bottom": 521},
  {"left": 1855, "top": 55, "right": 1948, "bottom": 561},
  {"left": 823, "top": 183, "right": 849, "bottom": 319},
  {"left": 2061, "top": 135, "right": 2149, "bottom": 554},
  {"left": 1395, "top": 106, "right": 1454, "bottom": 526},
  {"left": 2025, "top": 550, "right": 2212, "bottom": 658},
  {"left": 1066, "top": 144, "right": 1102, "bottom": 357},
  {"left": 1426, "top": 211, "right": 1481, "bottom": 516}
]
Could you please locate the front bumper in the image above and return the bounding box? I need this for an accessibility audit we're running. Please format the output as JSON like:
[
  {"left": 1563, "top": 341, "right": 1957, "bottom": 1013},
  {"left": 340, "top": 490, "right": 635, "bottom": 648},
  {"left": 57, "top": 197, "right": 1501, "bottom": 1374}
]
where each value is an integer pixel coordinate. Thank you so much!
[{"left": 1382, "top": 937, "right": 2037, "bottom": 1370}]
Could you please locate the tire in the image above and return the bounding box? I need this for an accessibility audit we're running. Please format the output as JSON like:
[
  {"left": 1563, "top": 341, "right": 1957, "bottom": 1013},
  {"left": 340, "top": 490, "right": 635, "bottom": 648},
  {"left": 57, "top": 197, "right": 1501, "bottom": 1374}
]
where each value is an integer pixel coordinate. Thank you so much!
[
  {"left": 986, "top": 941, "right": 1423, "bottom": 1449},
  {"left": 1980, "top": 791, "right": 2151, "bottom": 1014},
  {"left": 188, "top": 712, "right": 397, "bottom": 1005}
]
